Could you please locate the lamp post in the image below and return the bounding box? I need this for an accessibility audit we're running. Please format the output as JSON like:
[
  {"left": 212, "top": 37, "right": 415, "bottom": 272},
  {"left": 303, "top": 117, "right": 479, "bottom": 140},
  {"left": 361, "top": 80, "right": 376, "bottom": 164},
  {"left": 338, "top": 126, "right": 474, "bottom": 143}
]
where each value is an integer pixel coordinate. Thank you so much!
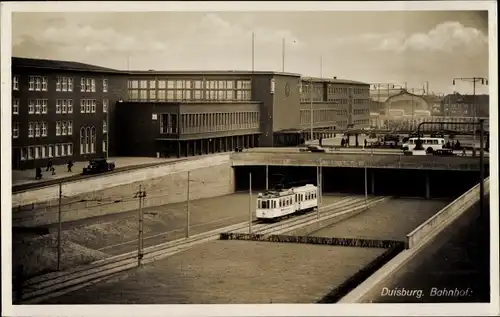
[
  {"left": 452, "top": 77, "right": 488, "bottom": 149},
  {"left": 310, "top": 78, "right": 314, "bottom": 142}
]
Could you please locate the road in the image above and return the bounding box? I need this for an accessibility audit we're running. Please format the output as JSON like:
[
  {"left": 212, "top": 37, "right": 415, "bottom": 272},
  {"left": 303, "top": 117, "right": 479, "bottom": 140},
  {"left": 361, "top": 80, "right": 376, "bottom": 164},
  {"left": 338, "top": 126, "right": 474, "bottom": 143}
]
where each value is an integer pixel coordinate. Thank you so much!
[
  {"left": 307, "top": 198, "right": 450, "bottom": 241},
  {"left": 361, "top": 196, "right": 490, "bottom": 303},
  {"left": 41, "top": 197, "right": 446, "bottom": 304}
]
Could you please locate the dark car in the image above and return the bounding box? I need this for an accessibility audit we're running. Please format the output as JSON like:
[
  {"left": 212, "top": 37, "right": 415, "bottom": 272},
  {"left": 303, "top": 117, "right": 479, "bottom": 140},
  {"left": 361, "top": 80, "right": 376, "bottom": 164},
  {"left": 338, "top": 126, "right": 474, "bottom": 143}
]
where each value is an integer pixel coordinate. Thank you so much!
[
  {"left": 307, "top": 145, "right": 326, "bottom": 153},
  {"left": 433, "top": 149, "right": 455, "bottom": 156},
  {"left": 82, "top": 158, "right": 116, "bottom": 175}
]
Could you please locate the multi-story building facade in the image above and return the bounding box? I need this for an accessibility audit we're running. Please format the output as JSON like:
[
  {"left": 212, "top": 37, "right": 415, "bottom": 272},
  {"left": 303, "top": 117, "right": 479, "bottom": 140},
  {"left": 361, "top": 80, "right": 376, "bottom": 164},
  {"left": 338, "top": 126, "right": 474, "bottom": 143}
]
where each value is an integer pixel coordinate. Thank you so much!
[
  {"left": 440, "top": 93, "right": 489, "bottom": 118},
  {"left": 11, "top": 57, "right": 371, "bottom": 167},
  {"left": 11, "top": 58, "right": 127, "bottom": 169}
]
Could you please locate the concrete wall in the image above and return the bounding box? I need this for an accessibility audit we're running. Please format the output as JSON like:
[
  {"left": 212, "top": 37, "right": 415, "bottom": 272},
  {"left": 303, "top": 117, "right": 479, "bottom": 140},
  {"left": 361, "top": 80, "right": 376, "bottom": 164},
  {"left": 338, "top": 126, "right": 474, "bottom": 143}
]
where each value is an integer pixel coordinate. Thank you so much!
[
  {"left": 14, "top": 155, "right": 234, "bottom": 227},
  {"left": 406, "top": 177, "right": 490, "bottom": 248}
]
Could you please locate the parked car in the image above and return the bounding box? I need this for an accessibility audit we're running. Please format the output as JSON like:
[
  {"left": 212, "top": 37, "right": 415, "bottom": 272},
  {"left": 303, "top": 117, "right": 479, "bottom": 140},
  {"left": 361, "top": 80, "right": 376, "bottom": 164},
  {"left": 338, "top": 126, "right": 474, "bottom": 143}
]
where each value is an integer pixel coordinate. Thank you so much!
[
  {"left": 433, "top": 149, "right": 455, "bottom": 156},
  {"left": 82, "top": 158, "right": 116, "bottom": 175},
  {"left": 306, "top": 145, "right": 326, "bottom": 153}
]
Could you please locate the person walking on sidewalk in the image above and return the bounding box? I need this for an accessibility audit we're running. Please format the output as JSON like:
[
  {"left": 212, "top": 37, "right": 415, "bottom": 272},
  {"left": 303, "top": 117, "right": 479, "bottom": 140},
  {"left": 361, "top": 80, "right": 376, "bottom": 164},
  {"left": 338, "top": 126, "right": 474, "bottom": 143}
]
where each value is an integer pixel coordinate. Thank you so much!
[{"left": 67, "top": 160, "right": 74, "bottom": 172}]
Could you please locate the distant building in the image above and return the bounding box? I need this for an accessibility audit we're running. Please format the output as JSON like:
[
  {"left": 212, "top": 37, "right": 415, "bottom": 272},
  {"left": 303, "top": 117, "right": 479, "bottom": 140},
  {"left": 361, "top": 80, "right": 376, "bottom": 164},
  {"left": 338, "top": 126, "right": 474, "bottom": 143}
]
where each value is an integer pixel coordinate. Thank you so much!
[
  {"left": 440, "top": 93, "right": 489, "bottom": 118},
  {"left": 11, "top": 57, "right": 370, "bottom": 168}
]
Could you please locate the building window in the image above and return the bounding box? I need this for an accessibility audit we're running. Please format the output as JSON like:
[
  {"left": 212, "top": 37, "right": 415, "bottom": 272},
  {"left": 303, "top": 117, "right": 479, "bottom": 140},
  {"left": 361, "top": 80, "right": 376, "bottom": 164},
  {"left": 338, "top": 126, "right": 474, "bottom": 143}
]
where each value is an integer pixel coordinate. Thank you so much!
[
  {"left": 102, "top": 139, "right": 107, "bottom": 152},
  {"left": 68, "top": 78, "right": 73, "bottom": 91},
  {"left": 103, "top": 79, "right": 108, "bottom": 92},
  {"left": 34, "top": 122, "right": 41, "bottom": 137},
  {"left": 68, "top": 121, "right": 73, "bottom": 135},
  {"left": 56, "top": 121, "right": 61, "bottom": 136},
  {"left": 12, "top": 122, "right": 19, "bottom": 138},
  {"left": 81, "top": 78, "right": 85, "bottom": 92},
  {"left": 67, "top": 143, "right": 73, "bottom": 156},
  {"left": 80, "top": 99, "right": 86, "bottom": 113},
  {"left": 41, "top": 77, "right": 48, "bottom": 91},
  {"left": 29, "top": 76, "right": 35, "bottom": 91},
  {"left": 13, "top": 75, "right": 19, "bottom": 90},
  {"left": 85, "top": 127, "right": 90, "bottom": 153},
  {"left": 103, "top": 99, "right": 108, "bottom": 112},
  {"left": 48, "top": 145, "right": 53, "bottom": 158},
  {"left": 28, "top": 147, "right": 34, "bottom": 160},
  {"left": 41, "top": 145, "right": 46, "bottom": 159},
  {"left": 103, "top": 120, "right": 107, "bottom": 133},
  {"left": 62, "top": 121, "right": 68, "bottom": 135},
  {"left": 68, "top": 100, "right": 73, "bottom": 113},
  {"left": 91, "top": 127, "right": 96, "bottom": 153},
  {"left": 35, "top": 77, "right": 41, "bottom": 91},
  {"left": 60, "top": 143, "right": 66, "bottom": 156},
  {"left": 41, "top": 99, "right": 48, "bottom": 114},
  {"left": 91, "top": 79, "right": 96, "bottom": 92},
  {"left": 35, "top": 146, "right": 41, "bottom": 159},
  {"left": 42, "top": 122, "right": 47, "bottom": 136},
  {"left": 28, "top": 100, "right": 34, "bottom": 114},
  {"left": 55, "top": 144, "right": 60, "bottom": 157},
  {"left": 62, "top": 99, "right": 68, "bottom": 113},
  {"left": 56, "top": 100, "right": 62, "bottom": 114},
  {"left": 91, "top": 100, "right": 96, "bottom": 113},
  {"left": 86, "top": 100, "right": 91, "bottom": 113},
  {"left": 21, "top": 148, "right": 27, "bottom": 161},
  {"left": 62, "top": 77, "right": 68, "bottom": 91},
  {"left": 35, "top": 100, "right": 41, "bottom": 114},
  {"left": 12, "top": 98, "right": 19, "bottom": 115},
  {"left": 80, "top": 128, "right": 86, "bottom": 154},
  {"left": 28, "top": 122, "right": 34, "bottom": 138}
]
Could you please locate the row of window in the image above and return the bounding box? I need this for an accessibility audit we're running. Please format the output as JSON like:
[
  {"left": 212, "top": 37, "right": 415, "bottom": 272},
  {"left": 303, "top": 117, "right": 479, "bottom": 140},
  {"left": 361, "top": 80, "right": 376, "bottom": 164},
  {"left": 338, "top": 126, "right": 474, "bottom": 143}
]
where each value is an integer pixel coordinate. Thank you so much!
[
  {"left": 12, "top": 98, "right": 108, "bottom": 115},
  {"left": 299, "top": 109, "right": 349, "bottom": 125},
  {"left": 353, "top": 119, "right": 370, "bottom": 126},
  {"left": 159, "top": 111, "right": 260, "bottom": 134},
  {"left": 128, "top": 79, "right": 251, "bottom": 90},
  {"left": 301, "top": 83, "right": 368, "bottom": 100},
  {"left": 20, "top": 143, "right": 73, "bottom": 161},
  {"left": 12, "top": 75, "right": 108, "bottom": 93},
  {"left": 353, "top": 109, "right": 370, "bottom": 116},
  {"left": 128, "top": 79, "right": 252, "bottom": 102},
  {"left": 13, "top": 120, "right": 107, "bottom": 140}
]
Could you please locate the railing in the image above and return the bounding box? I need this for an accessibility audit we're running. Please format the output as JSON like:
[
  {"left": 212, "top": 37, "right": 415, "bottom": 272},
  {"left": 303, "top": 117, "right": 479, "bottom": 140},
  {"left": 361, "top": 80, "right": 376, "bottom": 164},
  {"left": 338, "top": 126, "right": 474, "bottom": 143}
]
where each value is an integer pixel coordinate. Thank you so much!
[{"left": 231, "top": 152, "right": 485, "bottom": 170}]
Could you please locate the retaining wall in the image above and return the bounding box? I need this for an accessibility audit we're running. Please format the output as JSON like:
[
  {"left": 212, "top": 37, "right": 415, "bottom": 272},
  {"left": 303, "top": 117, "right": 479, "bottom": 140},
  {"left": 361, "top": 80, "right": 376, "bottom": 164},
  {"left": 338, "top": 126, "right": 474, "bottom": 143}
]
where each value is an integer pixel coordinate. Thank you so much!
[
  {"left": 13, "top": 154, "right": 235, "bottom": 227},
  {"left": 406, "top": 177, "right": 490, "bottom": 248},
  {"left": 338, "top": 178, "right": 490, "bottom": 303}
]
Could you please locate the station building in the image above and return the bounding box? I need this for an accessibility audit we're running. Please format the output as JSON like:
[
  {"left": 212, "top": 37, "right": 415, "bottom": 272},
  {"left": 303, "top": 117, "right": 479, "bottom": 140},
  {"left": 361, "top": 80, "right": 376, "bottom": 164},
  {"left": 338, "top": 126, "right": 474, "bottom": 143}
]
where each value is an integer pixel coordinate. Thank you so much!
[{"left": 10, "top": 57, "right": 370, "bottom": 168}]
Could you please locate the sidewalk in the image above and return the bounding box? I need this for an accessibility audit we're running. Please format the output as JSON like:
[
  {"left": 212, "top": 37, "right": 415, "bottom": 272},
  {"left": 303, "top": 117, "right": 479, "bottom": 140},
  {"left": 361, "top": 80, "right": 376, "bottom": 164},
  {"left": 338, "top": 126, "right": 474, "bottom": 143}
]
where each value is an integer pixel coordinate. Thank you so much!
[{"left": 12, "top": 157, "right": 176, "bottom": 187}]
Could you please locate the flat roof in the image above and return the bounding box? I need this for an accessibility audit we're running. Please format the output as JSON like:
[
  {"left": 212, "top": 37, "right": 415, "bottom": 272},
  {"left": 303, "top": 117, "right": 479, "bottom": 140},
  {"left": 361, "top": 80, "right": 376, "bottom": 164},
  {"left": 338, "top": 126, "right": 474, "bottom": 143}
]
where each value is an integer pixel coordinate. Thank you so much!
[
  {"left": 12, "top": 57, "right": 366, "bottom": 84},
  {"left": 301, "top": 76, "right": 369, "bottom": 86}
]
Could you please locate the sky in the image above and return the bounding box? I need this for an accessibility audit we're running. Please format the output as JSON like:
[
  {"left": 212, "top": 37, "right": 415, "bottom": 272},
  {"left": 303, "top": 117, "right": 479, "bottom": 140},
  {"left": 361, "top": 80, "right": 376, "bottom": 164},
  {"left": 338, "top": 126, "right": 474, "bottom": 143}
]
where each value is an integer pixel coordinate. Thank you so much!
[{"left": 12, "top": 10, "right": 491, "bottom": 95}]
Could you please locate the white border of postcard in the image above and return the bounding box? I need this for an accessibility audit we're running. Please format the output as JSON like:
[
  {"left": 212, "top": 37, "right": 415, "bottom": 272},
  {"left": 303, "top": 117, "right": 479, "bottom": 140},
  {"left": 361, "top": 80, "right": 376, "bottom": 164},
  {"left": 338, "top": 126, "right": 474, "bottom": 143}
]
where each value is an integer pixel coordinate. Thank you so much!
[{"left": 1, "top": 1, "right": 498, "bottom": 316}]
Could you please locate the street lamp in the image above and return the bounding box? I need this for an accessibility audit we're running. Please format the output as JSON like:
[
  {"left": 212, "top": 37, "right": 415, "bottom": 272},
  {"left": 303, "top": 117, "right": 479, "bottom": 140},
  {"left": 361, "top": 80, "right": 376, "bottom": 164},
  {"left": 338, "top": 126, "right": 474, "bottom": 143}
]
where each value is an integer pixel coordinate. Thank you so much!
[
  {"left": 452, "top": 77, "right": 488, "bottom": 149},
  {"left": 310, "top": 78, "right": 314, "bottom": 142}
]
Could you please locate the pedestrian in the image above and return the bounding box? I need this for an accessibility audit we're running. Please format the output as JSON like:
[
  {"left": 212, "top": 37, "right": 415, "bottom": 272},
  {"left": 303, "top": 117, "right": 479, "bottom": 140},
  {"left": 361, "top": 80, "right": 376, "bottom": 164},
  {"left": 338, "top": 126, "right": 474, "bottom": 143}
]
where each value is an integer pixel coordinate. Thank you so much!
[
  {"left": 340, "top": 138, "right": 345, "bottom": 147},
  {"left": 46, "top": 158, "right": 52, "bottom": 172},
  {"left": 364, "top": 139, "right": 367, "bottom": 148},
  {"left": 67, "top": 160, "right": 73, "bottom": 172},
  {"left": 35, "top": 167, "right": 42, "bottom": 180},
  {"left": 455, "top": 140, "right": 461, "bottom": 150},
  {"left": 14, "top": 264, "right": 24, "bottom": 304},
  {"left": 51, "top": 166, "right": 56, "bottom": 175},
  {"left": 462, "top": 148, "right": 467, "bottom": 156}
]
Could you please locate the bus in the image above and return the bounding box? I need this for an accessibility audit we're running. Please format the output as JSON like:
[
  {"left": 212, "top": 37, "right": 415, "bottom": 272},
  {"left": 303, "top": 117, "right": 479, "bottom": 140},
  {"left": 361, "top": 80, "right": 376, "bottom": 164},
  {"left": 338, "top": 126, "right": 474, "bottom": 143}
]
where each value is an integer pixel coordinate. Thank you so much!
[{"left": 402, "top": 137, "right": 445, "bottom": 153}]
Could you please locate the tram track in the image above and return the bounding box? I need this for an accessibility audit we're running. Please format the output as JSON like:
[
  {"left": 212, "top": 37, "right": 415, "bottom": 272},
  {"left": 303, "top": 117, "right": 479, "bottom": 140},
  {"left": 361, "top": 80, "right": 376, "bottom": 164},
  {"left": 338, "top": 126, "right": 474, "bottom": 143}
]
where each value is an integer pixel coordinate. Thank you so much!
[{"left": 17, "top": 195, "right": 387, "bottom": 304}]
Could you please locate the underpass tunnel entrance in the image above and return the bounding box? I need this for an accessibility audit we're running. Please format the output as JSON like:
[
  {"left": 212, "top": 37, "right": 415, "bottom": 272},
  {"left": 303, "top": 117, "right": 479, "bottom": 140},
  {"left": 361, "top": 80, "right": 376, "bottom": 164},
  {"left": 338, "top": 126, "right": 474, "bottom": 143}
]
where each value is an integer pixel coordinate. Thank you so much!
[{"left": 234, "top": 166, "right": 484, "bottom": 199}]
